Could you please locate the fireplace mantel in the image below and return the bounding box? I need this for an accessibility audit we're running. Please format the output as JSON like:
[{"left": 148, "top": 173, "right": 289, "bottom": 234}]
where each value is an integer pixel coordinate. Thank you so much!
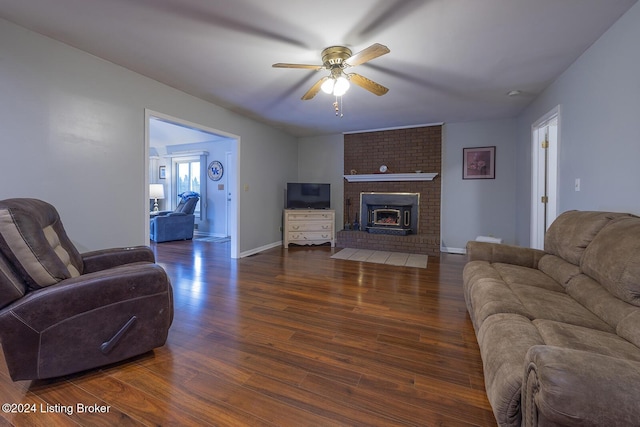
[{"left": 343, "top": 172, "right": 438, "bottom": 182}]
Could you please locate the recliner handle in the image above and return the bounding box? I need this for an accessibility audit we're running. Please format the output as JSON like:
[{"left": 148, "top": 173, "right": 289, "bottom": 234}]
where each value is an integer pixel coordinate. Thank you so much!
[{"left": 100, "top": 316, "right": 137, "bottom": 354}]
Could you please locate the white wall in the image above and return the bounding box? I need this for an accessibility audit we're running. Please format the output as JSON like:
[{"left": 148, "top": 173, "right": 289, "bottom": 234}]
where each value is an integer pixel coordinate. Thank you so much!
[
  {"left": 0, "top": 18, "right": 298, "bottom": 253},
  {"left": 297, "top": 134, "right": 345, "bottom": 229},
  {"left": 441, "top": 119, "right": 517, "bottom": 252},
  {"left": 515, "top": 1, "right": 640, "bottom": 245}
]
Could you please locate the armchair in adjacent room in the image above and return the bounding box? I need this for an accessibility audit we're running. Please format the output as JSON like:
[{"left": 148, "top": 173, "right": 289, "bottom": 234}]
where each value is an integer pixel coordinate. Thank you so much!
[
  {"left": 150, "top": 191, "right": 200, "bottom": 243},
  {"left": 0, "top": 198, "right": 173, "bottom": 381}
]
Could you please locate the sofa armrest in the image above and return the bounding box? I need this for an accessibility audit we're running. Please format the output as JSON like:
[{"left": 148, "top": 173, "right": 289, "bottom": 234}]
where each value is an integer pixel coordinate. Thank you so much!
[
  {"left": 523, "top": 345, "right": 640, "bottom": 427},
  {"left": 81, "top": 246, "right": 155, "bottom": 273},
  {"left": 466, "top": 241, "right": 546, "bottom": 268}
]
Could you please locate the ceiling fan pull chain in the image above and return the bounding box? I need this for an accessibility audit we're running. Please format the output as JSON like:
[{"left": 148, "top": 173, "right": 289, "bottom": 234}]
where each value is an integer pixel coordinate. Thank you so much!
[{"left": 333, "top": 96, "right": 345, "bottom": 118}]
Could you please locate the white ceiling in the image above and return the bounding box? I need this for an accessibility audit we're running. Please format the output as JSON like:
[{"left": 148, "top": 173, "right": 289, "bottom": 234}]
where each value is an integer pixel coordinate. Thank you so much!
[
  {"left": 149, "top": 117, "right": 228, "bottom": 149},
  {"left": 1, "top": 0, "right": 637, "bottom": 137}
]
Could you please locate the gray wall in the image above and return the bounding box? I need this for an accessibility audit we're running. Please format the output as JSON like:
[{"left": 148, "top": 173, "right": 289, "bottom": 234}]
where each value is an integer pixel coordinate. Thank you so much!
[
  {"left": 297, "top": 134, "right": 345, "bottom": 229},
  {"left": 0, "top": 18, "right": 297, "bottom": 254},
  {"left": 441, "top": 119, "right": 517, "bottom": 252},
  {"left": 515, "top": 1, "right": 640, "bottom": 245}
]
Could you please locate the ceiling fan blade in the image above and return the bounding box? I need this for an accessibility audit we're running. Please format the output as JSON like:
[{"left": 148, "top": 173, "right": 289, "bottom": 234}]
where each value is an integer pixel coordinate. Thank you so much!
[
  {"left": 273, "top": 63, "right": 324, "bottom": 70},
  {"left": 344, "top": 43, "right": 390, "bottom": 67},
  {"left": 348, "top": 73, "right": 389, "bottom": 96},
  {"left": 302, "top": 76, "right": 329, "bottom": 100}
]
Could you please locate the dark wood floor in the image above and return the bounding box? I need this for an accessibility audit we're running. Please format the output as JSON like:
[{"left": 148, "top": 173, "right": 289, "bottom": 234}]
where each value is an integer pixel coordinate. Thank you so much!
[{"left": 0, "top": 240, "right": 496, "bottom": 426}]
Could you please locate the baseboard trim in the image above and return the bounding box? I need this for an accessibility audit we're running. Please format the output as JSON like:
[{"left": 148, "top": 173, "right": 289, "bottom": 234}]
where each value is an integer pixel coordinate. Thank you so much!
[
  {"left": 440, "top": 246, "right": 467, "bottom": 255},
  {"left": 240, "top": 241, "right": 282, "bottom": 258}
]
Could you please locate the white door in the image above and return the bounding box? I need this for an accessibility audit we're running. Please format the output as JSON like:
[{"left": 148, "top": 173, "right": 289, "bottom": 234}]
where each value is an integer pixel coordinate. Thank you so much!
[
  {"left": 225, "top": 151, "right": 233, "bottom": 238},
  {"left": 531, "top": 107, "right": 560, "bottom": 249}
]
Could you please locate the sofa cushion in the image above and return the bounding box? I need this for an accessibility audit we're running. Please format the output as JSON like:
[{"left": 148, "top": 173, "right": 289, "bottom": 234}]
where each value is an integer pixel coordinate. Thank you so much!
[
  {"left": 581, "top": 216, "right": 640, "bottom": 306},
  {"left": 0, "top": 199, "right": 83, "bottom": 290},
  {"left": 537, "top": 254, "right": 581, "bottom": 288},
  {"left": 509, "top": 284, "right": 613, "bottom": 332},
  {"left": 463, "top": 261, "right": 533, "bottom": 331},
  {"left": 534, "top": 319, "right": 640, "bottom": 362},
  {"left": 493, "top": 262, "right": 565, "bottom": 293},
  {"left": 617, "top": 310, "right": 640, "bottom": 349},
  {"left": 544, "top": 210, "right": 630, "bottom": 265},
  {"left": 566, "top": 274, "right": 638, "bottom": 329},
  {"left": 467, "top": 277, "right": 532, "bottom": 331}
]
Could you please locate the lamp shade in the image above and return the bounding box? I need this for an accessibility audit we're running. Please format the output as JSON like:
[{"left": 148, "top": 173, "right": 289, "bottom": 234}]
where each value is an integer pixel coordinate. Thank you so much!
[{"left": 149, "top": 184, "right": 165, "bottom": 200}]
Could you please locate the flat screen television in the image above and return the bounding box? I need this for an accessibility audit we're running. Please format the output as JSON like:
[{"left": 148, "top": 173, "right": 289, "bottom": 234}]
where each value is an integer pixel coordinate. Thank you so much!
[{"left": 286, "top": 183, "right": 331, "bottom": 209}]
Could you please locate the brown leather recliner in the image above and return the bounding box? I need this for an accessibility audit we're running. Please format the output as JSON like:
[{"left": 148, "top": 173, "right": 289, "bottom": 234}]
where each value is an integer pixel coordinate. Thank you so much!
[{"left": 0, "top": 198, "right": 173, "bottom": 381}]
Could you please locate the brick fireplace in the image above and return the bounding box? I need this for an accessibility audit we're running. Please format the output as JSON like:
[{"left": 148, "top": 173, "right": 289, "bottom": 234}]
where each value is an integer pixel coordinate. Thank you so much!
[{"left": 338, "top": 125, "right": 442, "bottom": 256}]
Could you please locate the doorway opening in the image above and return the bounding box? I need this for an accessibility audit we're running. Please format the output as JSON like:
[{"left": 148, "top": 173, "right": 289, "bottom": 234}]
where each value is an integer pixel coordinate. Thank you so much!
[
  {"left": 145, "top": 109, "right": 241, "bottom": 258},
  {"left": 531, "top": 106, "right": 560, "bottom": 249}
]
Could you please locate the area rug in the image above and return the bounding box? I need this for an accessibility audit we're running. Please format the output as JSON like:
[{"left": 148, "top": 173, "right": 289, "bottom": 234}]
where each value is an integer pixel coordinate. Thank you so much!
[{"left": 330, "top": 248, "right": 428, "bottom": 269}]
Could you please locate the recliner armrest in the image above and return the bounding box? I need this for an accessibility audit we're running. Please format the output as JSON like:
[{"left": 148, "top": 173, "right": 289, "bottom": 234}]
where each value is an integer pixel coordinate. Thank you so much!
[
  {"left": 81, "top": 246, "right": 155, "bottom": 273},
  {"left": 523, "top": 345, "right": 640, "bottom": 427},
  {"left": 466, "top": 241, "right": 545, "bottom": 269}
]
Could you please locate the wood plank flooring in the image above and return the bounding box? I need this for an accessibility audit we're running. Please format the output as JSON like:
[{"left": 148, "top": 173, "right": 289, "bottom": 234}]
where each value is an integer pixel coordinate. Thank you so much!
[{"left": 0, "top": 241, "right": 497, "bottom": 426}]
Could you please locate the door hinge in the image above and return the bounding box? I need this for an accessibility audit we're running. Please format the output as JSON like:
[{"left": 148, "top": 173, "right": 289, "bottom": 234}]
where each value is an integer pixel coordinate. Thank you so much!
[
  {"left": 541, "top": 196, "right": 548, "bottom": 203},
  {"left": 541, "top": 140, "right": 549, "bottom": 149}
]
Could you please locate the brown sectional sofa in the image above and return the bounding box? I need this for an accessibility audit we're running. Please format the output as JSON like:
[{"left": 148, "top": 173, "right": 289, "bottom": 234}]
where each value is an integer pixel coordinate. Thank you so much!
[{"left": 463, "top": 211, "right": 640, "bottom": 427}]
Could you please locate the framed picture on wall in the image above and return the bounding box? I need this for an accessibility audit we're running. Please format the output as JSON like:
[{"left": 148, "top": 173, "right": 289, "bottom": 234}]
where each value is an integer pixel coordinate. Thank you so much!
[
  {"left": 159, "top": 165, "right": 166, "bottom": 179},
  {"left": 463, "top": 146, "right": 496, "bottom": 179}
]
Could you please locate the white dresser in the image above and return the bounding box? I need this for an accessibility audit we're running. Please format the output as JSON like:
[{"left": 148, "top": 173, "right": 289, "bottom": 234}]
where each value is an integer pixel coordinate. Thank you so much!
[{"left": 283, "top": 209, "right": 335, "bottom": 248}]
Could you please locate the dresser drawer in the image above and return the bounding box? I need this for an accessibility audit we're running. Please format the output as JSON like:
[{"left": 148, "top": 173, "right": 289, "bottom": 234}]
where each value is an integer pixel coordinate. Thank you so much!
[
  {"left": 287, "top": 232, "right": 333, "bottom": 241},
  {"left": 287, "top": 222, "right": 332, "bottom": 232},
  {"left": 286, "top": 212, "right": 333, "bottom": 221}
]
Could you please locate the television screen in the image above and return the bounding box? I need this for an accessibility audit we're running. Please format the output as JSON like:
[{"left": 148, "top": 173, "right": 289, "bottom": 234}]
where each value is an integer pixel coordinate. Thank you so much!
[{"left": 286, "top": 183, "right": 330, "bottom": 209}]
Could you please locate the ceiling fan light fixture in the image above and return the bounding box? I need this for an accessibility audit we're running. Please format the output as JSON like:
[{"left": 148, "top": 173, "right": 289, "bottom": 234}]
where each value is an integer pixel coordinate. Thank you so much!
[
  {"left": 333, "top": 76, "right": 350, "bottom": 96},
  {"left": 321, "top": 78, "right": 335, "bottom": 94}
]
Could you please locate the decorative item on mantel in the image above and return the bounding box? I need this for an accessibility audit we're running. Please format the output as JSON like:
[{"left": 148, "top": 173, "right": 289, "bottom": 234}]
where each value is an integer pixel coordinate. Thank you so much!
[{"left": 343, "top": 172, "right": 438, "bottom": 182}]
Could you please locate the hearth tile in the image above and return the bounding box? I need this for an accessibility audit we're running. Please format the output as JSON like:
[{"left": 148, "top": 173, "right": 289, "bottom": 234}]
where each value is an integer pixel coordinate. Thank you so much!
[
  {"left": 331, "top": 248, "right": 359, "bottom": 259},
  {"left": 386, "top": 252, "right": 410, "bottom": 265},
  {"left": 405, "top": 254, "right": 428, "bottom": 268},
  {"left": 350, "top": 249, "right": 376, "bottom": 261},
  {"left": 368, "top": 251, "right": 392, "bottom": 264}
]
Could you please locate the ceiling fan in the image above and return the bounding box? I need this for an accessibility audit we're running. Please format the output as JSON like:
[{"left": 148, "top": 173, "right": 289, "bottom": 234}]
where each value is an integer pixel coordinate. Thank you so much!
[{"left": 273, "top": 43, "right": 390, "bottom": 100}]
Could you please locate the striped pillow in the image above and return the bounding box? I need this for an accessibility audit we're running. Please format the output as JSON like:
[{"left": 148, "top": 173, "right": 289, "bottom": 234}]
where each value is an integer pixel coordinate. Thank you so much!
[{"left": 0, "top": 199, "right": 83, "bottom": 290}]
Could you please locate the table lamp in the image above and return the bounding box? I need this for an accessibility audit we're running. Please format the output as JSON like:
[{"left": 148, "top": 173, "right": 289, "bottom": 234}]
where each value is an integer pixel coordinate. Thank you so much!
[{"left": 149, "top": 184, "right": 165, "bottom": 212}]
